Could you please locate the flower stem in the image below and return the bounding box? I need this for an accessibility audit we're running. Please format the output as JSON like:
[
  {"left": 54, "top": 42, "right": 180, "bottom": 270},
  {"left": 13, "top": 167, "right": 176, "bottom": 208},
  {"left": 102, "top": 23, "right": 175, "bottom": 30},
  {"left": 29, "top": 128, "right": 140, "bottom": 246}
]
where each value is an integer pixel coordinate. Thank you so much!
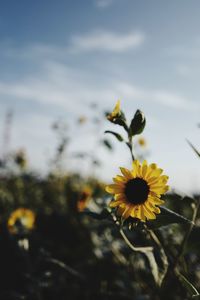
[
  {"left": 148, "top": 229, "right": 169, "bottom": 285},
  {"left": 119, "top": 228, "right": 153, "bottom": 253},
  {"left": 175, "top": 269, "right": 200, "bottom": 297},
  {"left": 174, "top": 198, "right": 200, "bottom": 269}
]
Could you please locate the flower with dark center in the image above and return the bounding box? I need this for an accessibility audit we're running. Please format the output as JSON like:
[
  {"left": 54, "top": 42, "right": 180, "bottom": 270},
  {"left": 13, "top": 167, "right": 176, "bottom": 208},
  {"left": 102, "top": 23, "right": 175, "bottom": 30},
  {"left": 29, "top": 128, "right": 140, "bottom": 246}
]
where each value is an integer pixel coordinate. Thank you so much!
[
  {"left": 8, "top": 208, "right": 35, "bottom": 234},
  {"left": 106, "top": 160, "right": 169, "bottom": 221},
  {"left": 124, "top": 178, "right": 149, "bottom": 205}
]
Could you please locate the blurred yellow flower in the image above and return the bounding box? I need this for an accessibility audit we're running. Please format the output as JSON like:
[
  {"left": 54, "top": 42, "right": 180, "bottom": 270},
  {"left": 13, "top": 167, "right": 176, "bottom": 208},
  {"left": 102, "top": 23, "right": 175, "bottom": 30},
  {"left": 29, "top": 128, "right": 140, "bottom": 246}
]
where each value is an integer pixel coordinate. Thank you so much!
[
  {"left": 138, "top": 137, "right": 147, "bottom": 147},
  {"left": 107, "top": 100, "right": 121, "bottom": 121},
  {"left": 8, "top": 208, "right": 35, "bottom": 233},
  {"left": 106, "top": 160, "right": 169, "bottom": 222},
  {"left": 77, "top": 186, "right": 92, "bottom": 212},
  {"left": 78, "top": 116, "right": 87, "bottom": 124}
]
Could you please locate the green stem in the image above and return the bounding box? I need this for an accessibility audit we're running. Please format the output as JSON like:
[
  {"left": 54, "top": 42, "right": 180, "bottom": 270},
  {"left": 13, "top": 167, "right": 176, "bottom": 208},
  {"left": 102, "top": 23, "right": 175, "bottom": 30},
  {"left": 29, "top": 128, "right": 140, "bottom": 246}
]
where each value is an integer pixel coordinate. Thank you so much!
[
  {"left": 175, "top": 269, "right": 200, "bottom": 297},
  {"left": 174, "top": 198, "right": 200, "bottom": 269},
  {"left": 148, "top": 229, "right": 169, "bottom": 285},
  {"left": 126, "top": 130, "right": 136, "bottom": 162}
]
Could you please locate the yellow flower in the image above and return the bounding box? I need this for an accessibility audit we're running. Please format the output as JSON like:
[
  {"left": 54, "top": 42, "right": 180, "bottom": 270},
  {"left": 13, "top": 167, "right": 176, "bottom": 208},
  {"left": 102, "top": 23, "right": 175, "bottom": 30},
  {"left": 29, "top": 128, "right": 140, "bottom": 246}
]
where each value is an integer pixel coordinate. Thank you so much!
[
  {"left": 138, "top": 137, "right": 147, "bottom": 147},
  {"left": 107, "top": 100, "right": 121, "bottom": 121},
  {"left": 106, "top": 160, "right": 169, "bottom": 222},
  {"left": 8, "top": 208, "right": 35, "bottom": 234},
  {"left": 77, "top": 186, "right": 92, "bottom": 212}
]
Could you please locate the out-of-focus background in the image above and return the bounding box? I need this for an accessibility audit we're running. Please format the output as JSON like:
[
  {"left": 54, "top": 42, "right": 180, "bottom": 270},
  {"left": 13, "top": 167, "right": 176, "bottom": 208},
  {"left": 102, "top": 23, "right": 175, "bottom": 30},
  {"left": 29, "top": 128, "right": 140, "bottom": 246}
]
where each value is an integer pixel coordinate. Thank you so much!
[
  {"left": 1, "top": 2, "right": 200, "bottom": 300},
  {"left": 0, "top": 0, "right": 200, "bottom": 193}
]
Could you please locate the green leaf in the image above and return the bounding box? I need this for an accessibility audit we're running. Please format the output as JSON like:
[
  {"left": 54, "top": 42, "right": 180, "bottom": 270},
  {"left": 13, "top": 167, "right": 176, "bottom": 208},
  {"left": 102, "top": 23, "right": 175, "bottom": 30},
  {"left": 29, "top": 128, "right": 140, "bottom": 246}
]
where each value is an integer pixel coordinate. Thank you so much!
[
  {"left": 147, "top": 206, "right": 194, "bottom": 229},
  {"left": 104, "top": 130, "right": 124, "bottom": 142},
  {"left": 186, "top": 139, "right": 200, "bottom": 158}
]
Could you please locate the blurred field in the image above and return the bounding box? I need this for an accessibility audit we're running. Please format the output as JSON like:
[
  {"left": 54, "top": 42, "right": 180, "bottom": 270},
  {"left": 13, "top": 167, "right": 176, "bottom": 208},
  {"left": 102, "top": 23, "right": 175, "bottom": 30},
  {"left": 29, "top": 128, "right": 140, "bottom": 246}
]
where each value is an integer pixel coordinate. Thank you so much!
[{"left": 0, "top": 107, "right": 199, "bottom": 300}]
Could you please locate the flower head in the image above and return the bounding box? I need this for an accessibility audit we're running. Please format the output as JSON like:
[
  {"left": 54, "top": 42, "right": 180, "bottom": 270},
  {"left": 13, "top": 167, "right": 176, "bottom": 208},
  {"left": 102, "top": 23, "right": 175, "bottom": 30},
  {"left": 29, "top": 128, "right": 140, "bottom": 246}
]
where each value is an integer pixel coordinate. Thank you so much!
[
  {"left": 107, "top": 100, "right": 121, "bottom": 122},
  {"left": 77, "top": 186, "right": 92, "bottom": 212},
  {"left": 106, "top": 160, "right": 169, "bottom": 222},
  {"left": 138, "top": 137, "right": 147, "bottom": 147},
  {"left": 8, "top": 208, "right": 35, "bottom": 234}
]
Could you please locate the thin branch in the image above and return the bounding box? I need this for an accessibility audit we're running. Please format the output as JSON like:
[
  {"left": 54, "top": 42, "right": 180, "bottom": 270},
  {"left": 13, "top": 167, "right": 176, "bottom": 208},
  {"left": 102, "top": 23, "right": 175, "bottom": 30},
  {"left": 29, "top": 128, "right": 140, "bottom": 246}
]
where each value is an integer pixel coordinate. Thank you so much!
[
  {"left": 174, "top": 198, "right": 200, "bottom": 269},
  {"left": 119, "top": 228, "right": 153, "bottom": 253},
  {"left": 175, "top": 269, "right": 200, "bottom": 297},
  {"left": 45, "top": 257, "right": 85, "bottom": 281},
  {"left": 148, "top": 229, "right": 169, "bottom": 286}
]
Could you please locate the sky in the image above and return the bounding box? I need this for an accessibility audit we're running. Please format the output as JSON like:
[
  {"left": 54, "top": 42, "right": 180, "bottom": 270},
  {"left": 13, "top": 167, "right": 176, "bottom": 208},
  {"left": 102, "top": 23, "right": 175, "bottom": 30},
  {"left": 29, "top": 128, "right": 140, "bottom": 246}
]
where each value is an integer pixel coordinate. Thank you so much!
[{"left": 0, "top": 0, "right": 200, "bottom": 194}]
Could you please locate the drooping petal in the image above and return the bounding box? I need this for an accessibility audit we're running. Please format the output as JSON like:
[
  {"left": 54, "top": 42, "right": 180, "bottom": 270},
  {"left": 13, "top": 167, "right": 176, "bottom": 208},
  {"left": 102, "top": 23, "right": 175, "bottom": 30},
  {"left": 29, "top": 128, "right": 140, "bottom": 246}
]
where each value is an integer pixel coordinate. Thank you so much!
[
  {"left": 143, "top": 204, "right": 156, "bottom": 220},
  {"left": 145, "top": 201, "right": 161, "bottom": 214},
  {"left": 122, "top": 205, "right": 132, "bottom": 219},
  {"left": 136, "top": 205, "right": 146, "bottom": 222}
]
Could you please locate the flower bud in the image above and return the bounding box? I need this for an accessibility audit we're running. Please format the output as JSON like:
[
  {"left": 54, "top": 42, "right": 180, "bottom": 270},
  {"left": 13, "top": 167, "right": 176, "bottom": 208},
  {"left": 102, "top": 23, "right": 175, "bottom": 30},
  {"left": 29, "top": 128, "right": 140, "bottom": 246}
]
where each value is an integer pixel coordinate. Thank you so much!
[
  {"left": 107, "top": 100, "right": 126, "bottom": 126},
  {"left": 129, "top": 109, "right": 146, "bottom": 136}
]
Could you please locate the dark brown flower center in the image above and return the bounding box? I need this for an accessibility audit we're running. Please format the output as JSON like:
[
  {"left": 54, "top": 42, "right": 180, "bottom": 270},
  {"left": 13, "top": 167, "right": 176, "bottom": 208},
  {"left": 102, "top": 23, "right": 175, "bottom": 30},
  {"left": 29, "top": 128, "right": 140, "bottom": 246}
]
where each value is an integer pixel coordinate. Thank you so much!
[{"left": 124, "top": 178, "right": 149, "bottom": 205}]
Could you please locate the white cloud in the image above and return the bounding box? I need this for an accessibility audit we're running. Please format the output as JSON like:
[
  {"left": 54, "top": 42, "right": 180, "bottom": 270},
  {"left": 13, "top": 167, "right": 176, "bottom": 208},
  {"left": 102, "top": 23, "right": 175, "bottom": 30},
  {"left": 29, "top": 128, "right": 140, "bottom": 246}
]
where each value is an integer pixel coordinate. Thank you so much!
[
  {"left": 95, "top": 0, "right": 114, "bottom": 8},
  {"left": 115, "top": 82, "right": 198, "bottom": 111},
  {"left": 0, "top": 62, "right": 198, "bottom": 114},
  {"left": 69, "top": 29, "right": 145, "bottom": 53},
  {"left": 1, "top": 29, "right": 145, "bottom": 59}
]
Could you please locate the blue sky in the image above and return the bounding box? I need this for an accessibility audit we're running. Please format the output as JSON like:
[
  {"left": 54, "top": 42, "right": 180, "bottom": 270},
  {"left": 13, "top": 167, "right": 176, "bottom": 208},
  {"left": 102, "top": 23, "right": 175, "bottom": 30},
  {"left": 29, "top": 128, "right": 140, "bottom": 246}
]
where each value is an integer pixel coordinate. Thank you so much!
[{"left": 0, "top": 0, "right": 200, "bottom": 194}]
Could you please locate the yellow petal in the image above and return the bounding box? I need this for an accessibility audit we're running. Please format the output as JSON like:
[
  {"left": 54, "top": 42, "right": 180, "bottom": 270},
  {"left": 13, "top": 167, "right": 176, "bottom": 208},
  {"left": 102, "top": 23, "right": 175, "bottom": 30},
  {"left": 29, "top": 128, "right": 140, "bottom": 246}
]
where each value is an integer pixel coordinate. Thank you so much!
[
  {"left": 114, "top": 194, "right": 126, "bottom": 201},
  {"left": 136, "top": 205, "right": 146, "bottom": 222},
  {"left": 146, "top": 163, "right": 163, "bottom": 179},
  {"left": 105, "top": 184, "right": 123, "bottom": 194},
  {"left": 158, "top": 175, "right": 169, "bottom": 184},
  {"left": 130, "top": 206, "right": 137, "bottom": 218},
  {"left": 136, "top": 165, "right": 142, "bottom": 177},
  {"left": 112, "top": 100, "right": 120, "bottom": 116},
  {"left": 122, "top": 205, "right": 132, "bottom": 219},
  {"left": 113, "top": 175, "right": 126, "bottom": 183},
  {"left": 147, "top": 176, "right": 159, "bottom": 185},
  {"left": 140, "top": 206, "right": 146, "bottom": 222},
  {"left": 112, "top": 178, "right": 125, "bottom": 186},
  {"left": 149, "top": 196, "right": 165, "bottom": 205},
  {"left": 109, "top": 200, "right": 124, "bottom": 208},
  {"left": 120, "top": 167, "right": 133, "bottom": 179},
  {"left": 143, "top": 204, "right": 156, "bottom": 220},
  {"left": 145, "top": 201, "right": 160, "bottom": 214},
  {"left": 150, "top": 185, "right": 169, "bottom": 194},
  {"left": 132, "top": 160, "right": 140, "bottom": 171},
  {"left": 141, "top": 160, "right": 148, "bottom": 177}
]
